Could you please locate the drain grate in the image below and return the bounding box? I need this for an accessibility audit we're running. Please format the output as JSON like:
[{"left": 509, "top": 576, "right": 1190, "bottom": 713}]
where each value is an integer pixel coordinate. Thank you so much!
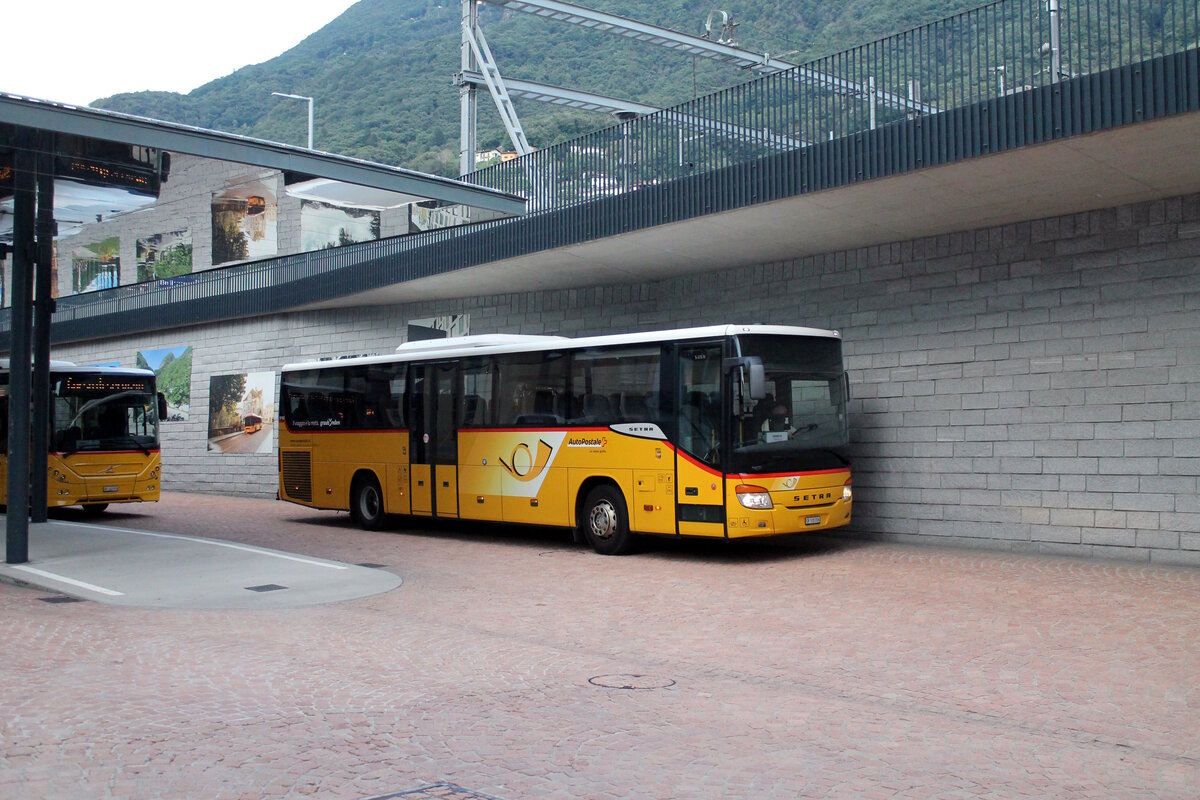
[
  {"left": 245, "top": 584, "right": 288, "bottom": 593},
  {"left": 39, "top": 595, "right": 83, "bottom": 604},
  {"left": 357, "top": 562, "right": 387, "bottom": 569},
  {"left": 364, "top": 783, "right": 505, "bottom": 800},
  {"left": 589, "top": 673, "right": 676, "bottom": 690}
]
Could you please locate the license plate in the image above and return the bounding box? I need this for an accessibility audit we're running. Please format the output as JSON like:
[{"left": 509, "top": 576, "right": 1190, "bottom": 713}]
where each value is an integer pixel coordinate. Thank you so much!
[
  {"left": 805, "top": 515, "right": 821, "bottom": 526},
  {"left": 103, "top": 485, "right": 119, "bottom": 493}
]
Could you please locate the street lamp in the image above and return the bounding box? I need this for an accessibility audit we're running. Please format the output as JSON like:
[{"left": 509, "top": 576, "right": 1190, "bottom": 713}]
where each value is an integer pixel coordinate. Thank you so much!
[{"left": 271, "top": 92, "right": 314, "bottom": 149}]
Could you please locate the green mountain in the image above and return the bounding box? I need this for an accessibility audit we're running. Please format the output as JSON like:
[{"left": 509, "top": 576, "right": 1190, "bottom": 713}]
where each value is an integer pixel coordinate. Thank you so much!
[{"left": 94, "top": 0, "right": 974, "bottom": 176}]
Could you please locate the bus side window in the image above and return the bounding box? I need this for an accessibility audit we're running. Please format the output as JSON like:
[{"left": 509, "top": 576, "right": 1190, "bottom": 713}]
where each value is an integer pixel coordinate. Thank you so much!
[
  {"left": 387, "top": 366, "right": 406, "bottom": 429},
  {"left": 461, "top": 394, "right": 488, "bottom": 427},
  {"left": 460, "top": 359, "right": 494, "bottom": 428},
  {"left": 290, "top": 395, "right": 309, "bottom": 424},
  {"left": 495, "top": 352, "right": 567, "bottom": 426}
]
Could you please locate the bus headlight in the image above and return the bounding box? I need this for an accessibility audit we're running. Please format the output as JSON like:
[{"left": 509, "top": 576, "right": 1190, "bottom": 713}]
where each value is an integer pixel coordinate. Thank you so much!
[
  {"left": 735, "top": 484, "right": 773, "bottom": 510},
  {"left": 843, "top": 479, "right": 853, "bottom": 502}
]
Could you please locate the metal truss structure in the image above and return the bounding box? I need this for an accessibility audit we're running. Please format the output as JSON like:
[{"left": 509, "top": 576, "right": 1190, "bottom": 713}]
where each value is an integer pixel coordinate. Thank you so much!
[{"left": 457, "top": 0, "right": 935, "bottom": 175}]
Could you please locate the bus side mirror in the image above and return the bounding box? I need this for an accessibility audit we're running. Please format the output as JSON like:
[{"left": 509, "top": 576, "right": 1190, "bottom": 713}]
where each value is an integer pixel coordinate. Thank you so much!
[
  {"left": 157, "top": 392, "right": 168, "bottom": 420},
  {"left": 748, "top": 361, "right": 766, "bottom": 400},
  {"left": 723, "top": 356, "right": 767, "bottom": 403}
]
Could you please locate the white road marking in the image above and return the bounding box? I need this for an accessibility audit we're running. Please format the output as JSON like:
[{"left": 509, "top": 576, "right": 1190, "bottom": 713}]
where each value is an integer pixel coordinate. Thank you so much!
[
  {"left": 12, "top": 565, "right": 124, "bottom": 596},
  {"left": 53, "top": 521, "right": 350, "bottom": 570}
]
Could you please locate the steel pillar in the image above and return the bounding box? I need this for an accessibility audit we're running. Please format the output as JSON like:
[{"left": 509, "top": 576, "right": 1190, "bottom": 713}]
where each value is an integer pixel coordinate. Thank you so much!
[
  {"left": 30, "top": 146, "right": 56, "bottom": 524},
  {"left": 6, "top": 134, "right": 36, "bottom": 564},
  {"left": 460, "top": 0, "right": 479, "bottom": 176}
]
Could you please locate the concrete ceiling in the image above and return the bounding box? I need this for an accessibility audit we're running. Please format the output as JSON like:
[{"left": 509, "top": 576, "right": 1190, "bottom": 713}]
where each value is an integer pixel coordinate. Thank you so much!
[{"left": 301, "top": 110, "right": 1200, "bottom": 309}]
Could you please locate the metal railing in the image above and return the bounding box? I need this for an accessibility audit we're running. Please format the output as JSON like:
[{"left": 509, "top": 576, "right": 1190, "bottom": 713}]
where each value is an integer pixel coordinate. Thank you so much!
[
  {"left": 465, "top": 0, "right": 1199, "bottom": 204},
  {"left": 4, "top": 0, "right": 1197, "bottom": 339}
]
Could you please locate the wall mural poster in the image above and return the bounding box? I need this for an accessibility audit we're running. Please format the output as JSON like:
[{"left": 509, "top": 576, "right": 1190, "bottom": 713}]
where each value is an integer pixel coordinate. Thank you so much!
[
  {"left": 211, "top": 176, "right": 278, "bottom": 266},
  {"left": 300, "top": 200, "right": 381, "bottom": 251},
  {"left": 137, "top": 228, "right": 193, "bottom": 282},
  {"left": 207, "top": 371, "right": 276, "bottom": 455},
  {"left": 70, "top": 236, "right": 120, "bottom": 294},
  {"left": 136, "top": 345, "right": 192, "bottom": 422}
]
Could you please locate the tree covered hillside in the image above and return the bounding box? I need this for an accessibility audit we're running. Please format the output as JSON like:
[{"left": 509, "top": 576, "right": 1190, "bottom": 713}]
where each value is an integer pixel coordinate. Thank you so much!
[{"left": 95, "top": 0, "right": 975, "bottom": 176}]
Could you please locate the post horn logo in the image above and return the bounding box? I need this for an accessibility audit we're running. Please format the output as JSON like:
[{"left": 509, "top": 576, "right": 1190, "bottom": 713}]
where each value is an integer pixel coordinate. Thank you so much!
[{"left": 499, "top": 439, "right": 555, "bottom": 482}]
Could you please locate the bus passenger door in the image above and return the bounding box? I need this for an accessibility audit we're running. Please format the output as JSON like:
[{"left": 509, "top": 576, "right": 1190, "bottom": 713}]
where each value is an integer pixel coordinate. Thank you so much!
[
  {"left": 409, "top": 362, "right": 459, "bottom": 518},
  {"left": 675, "top": 342, "right": 726, "bottom": 537}
]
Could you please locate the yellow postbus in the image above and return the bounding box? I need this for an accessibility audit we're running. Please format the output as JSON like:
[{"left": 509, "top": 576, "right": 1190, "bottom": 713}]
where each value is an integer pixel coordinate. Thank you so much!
[
  {"left": 243, "top": 413, "right": 263, "bottom": 434},
  {"left": 0, "top": 362, "right": 166, "bottom": 515},
  {"left": 278, "top": 324, "right": 852, "bottom": 554}
]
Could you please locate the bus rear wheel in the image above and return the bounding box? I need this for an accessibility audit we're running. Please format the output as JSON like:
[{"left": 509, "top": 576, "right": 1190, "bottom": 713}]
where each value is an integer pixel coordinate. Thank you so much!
[
  {"left": 350, "top": 474, "right": 385, "bottom": 531},
  {"left": 580, "top": 485, "right": 635, "bottom": 555}
]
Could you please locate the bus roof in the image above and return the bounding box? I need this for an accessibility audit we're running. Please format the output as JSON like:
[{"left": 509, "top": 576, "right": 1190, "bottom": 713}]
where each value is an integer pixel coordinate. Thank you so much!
[
  {"left": 0, "top": 360, "right": 154, "bottom": 378},
  {"left": 282, "top": 324, "right": 841, "bottom": 372}
]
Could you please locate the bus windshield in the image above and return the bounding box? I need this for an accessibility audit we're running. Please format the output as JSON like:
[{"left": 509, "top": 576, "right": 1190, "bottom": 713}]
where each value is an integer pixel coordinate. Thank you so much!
[
  {"left": 53, "top": 375, "right": 160, "bottom": 453},
  {"left": 728, "top": 334, "right": 849, "bottom": 474}
]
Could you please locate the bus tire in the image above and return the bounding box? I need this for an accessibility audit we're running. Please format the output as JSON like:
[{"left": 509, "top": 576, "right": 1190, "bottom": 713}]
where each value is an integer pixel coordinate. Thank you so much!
[
  {"left": 350, "top": 474, "right": 385, "bottom": 531},
  {"left": 79, "top": 503, "right": 109, "bottom": 516},
  {"left": 580, "top": 484, "right": 635, "bottom": 556}
]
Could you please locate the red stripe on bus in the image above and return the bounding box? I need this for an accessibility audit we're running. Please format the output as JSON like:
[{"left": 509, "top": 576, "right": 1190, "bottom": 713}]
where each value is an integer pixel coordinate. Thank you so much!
[{"left": 675, "top": 448, "right": 722, "bottom": 477}]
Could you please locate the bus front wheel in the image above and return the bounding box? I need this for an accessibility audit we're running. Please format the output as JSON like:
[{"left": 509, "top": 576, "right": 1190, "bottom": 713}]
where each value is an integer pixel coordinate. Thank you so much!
[
  {"left": 580, "top": 485, "right": 635, "bottom": 555},
  {"left": 350, "top": 474, "right": 385, "bottom": 531}
]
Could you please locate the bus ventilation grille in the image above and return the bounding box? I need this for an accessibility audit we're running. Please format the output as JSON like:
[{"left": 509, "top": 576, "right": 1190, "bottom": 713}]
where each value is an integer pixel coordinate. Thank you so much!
[{"left": 281, "top": 451, "right": 313, "bottom": 502}]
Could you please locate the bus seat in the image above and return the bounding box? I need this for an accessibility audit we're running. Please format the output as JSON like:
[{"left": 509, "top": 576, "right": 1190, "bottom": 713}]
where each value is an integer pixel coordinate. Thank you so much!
[
  {"left": 462, "top": 394, "right": 488, "bottom": 426},
  {"left": 582, "top": 394, "right": 611, "bottom": 421},
  {"left": 533, "top": 389, "right": 557, "bottom": 416},
  {"left": 610, "top": 393, "right": 625, "bottom": 419},
  {"left": 636, "top": 392, "right": 666, "bottom": 422}
]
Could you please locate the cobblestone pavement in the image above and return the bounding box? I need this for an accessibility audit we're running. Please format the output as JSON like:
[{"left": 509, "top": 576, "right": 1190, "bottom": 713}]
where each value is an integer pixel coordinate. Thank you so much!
[{"left": 2, "top": 492, "right": 1198, "bottom": 799}]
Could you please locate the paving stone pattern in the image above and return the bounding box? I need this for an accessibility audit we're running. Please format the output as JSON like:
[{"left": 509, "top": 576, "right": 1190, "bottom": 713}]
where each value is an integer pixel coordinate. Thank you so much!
[{"left": 1, "top": 492, "right": 1197, "bottom": 799}]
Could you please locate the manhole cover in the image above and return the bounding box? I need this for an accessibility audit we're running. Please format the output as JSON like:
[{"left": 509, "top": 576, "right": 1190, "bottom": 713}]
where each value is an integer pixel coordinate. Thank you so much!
[
  {"left": 245, "top": 584, "right": 287, "bottom": 592},
  {"left": 588, "top": 674, "right": 676, "bottom": 690},
  {"left": 357, "top": 562, "right": 387, "bottom": 569},
  {"left": 39, "top": 595, "right": 83, "bottom": 604},
  {"left": 364, "top": 783, "right": 505, "bottom": 800}
]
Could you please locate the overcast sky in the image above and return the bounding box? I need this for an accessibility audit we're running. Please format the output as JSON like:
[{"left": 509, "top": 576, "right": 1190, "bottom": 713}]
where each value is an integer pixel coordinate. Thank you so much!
[{"left": 5, "top": 1, "right": 359, "bottom": 106}]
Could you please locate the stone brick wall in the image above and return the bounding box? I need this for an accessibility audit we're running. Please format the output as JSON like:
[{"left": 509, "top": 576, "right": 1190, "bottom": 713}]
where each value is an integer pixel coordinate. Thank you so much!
[{"left": 50, "top": 191, "right": 1200, "bottom": 565}]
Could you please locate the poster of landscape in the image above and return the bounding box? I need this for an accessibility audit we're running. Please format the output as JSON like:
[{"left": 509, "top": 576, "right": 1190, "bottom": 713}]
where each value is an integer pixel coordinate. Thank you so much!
[
  {"left": 300, "top": 200, "right": 381, "bottom": 251},
  {"left": 207, "top": 371, "right": 276, "bottom": 455},
  {"left": 136, "top": 345, "right": 192, "bottom": 422},
  {"left": 211, "top": 176, "right": 278, "bottom": 266},
  {"left": 137, "top": 228, "right": 193, "bottom": 282},
  {"left": 70, "top": 237, "right": 120, "bottom": 294}
]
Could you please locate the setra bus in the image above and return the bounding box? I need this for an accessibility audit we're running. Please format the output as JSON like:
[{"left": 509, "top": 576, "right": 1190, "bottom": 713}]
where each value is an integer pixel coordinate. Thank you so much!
[
  {"left": 277, "top": 324, "right": 852, "bottom": 554},
  {"left": 243, "top": 413, "right": 263, "bottom": 434},
  {"left": 0, "top": 361, "right": 167, "bottom": 514}
]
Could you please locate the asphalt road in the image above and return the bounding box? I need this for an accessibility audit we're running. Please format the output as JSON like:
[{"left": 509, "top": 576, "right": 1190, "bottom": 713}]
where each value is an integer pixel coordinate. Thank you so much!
[{"left": 209, "top": 425, "right": 273, "bottom": 454}]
